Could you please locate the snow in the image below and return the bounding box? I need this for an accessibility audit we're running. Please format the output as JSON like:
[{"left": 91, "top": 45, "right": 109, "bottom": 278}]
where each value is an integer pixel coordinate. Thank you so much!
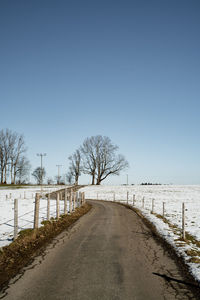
[
  {"left": 0, "top": 186, "right": 75, "bottom": 247},
  {"left": 80, "top": 185, "right": 200, "bottom": 283}
]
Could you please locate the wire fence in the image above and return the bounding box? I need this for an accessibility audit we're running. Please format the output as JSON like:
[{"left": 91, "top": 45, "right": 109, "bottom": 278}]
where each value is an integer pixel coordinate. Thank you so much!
[{"left": 0, "top": 189, "right": 86, "bottom": 247}]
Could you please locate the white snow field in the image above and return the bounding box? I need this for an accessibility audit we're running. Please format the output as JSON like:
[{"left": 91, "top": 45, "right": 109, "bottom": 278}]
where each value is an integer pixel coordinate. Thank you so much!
[
  {"left": 0, "top": 186, "right": 74, "bottom": 247},
  {"left": 80, "top": 185, "right": 200, "bottom": 282}
]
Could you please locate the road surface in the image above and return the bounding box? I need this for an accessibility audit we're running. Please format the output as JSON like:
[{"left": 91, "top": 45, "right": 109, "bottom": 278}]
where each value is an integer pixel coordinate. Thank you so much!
[{"left": 2, "top": 200, "right": 199, "bottom": 300}]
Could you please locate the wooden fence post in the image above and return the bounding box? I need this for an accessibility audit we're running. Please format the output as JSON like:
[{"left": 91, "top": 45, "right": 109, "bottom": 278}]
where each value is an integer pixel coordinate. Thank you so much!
[
  {"left": 78, "top": 192, "right": 81, "bottom": 207},
  {"left": 163, "top": 202, "right": 165, "bottom": 218},
  {"left": 151, "top": 199, "right": 154, "bottom": 214},
  {"left": 10, "top": 193, "right": 12, "bottom": 199},
  {"left": 142, "top": 197, "right": 145, "bottom": 209},
  {"left": 81, "top": 192, "right": 84, "bottom": 205},
  {"left": 64, "top": 189, "right": 67, "bottom": 214},
  {"left": 182, "top": 203, "right": 185, "bottom": 240},
  {"left": 132, "top": 194, "right": 135, "bottom": 206},
  {"left": 70, "top": 192, "right": 72, "bottom": 213},
  {"left": 83, "top": 192, "right": 85, "bottom": 204},
  {"left": 73, "top": 192, "right": 75, "bottom": 210},
  {"left": 34, "top": 193, "right": 40, "bottom": 229},
  {"left": 14, "top": 199, "right": 18, "bottom": 240},
  {"left": 113, "top": 193, "right": 115, "bottom": 202},
  {"left": 56, "top": 192, "right": 60, "bottom": 219},
  {"left": 47, "top": 193, "right": 50, "bottom": 221},
  {"left": 127, "top": 192, "right": 129, "bottom": 204},
  {"left": 80, "top": 192, "right": 82, "bottom": 206}
]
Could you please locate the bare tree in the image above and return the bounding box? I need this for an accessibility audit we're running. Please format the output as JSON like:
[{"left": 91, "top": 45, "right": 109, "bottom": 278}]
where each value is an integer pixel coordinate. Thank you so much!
[
  {"left": 80, "top": 137, "right": 98, "bottom": 185},
  {"left": 32, "top": 167, "right": 46, "bottom": 185},
  {"left": 47, "top": 177, "right": 54, "bottom": 185},
  {"left": 0, "top": 129, "right": 28, "bottom": 184},
  {"left": 68, "top": 149, "right": 82, "bottom": 185},
  {"left": 81, "top": 135, "right": 129, "bottom": 185},
  {"left": 10, "top": 134, "right": 26, "bottom": 184},
  {"left": 15, "top": 156, "right": 31, "bottom": 184},
  {"left": 0, "top": 130, "right": 5, "bottom": 184},
  {"left": 66, "top": 171, "right": 73, "bottom": 185},
  {"left": 0, "top": 129, "right": 12, "bottom": 184}
]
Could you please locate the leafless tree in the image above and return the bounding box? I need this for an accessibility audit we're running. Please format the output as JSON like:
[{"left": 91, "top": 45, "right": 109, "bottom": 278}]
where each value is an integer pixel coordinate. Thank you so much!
[
  {"left": 10, "top": 134, "right": 26, "bottom": 184},
  {"left": 81, "top": 135, "right": 129, "bottom": 185},
  {"left": 32, "top": 167, "right": 46, "bottom": 184},
  {"left": 80, "top": 137, "right": 98, "bottom": 185},
  {"left": 0, "top": 130, "right": 5, "bottom": 184},
  {"left": 0, "top": 129, "right": 13, "bottom": 184},
  {"left": 0, "top": 129, "right": 28, "bottom": 184},
  {"left": 68, "top": 149, "right": 82, "bottom": 185},
  {"left": 15, "top": 156, "right": 31, "bottom": 184},
  {"left": 66, "top": 171, "right": 73, "bottom": 185},
  {"left": 47, "top": 177, "right": 54, "bottom": 185}
]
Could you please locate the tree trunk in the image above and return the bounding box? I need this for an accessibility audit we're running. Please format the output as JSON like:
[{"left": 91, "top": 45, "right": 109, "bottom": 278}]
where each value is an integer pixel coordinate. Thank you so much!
[
  {"left": 4, "top": 167, "right": 7, "bottom": 184},
  {"left": 75, "top": 174, "right": 79, "bottom": 185},
  {"left": 10, "top": 165, "right": 14, "bottom": 184},
  {"left": 91, "top": 174, "right": 95, "bottom": 185},
  {"left": 0, "top": 169, "right": 3, "bottom": 184},
  {"left": 96, "top": 177, "right": 101, "bottom": 185}
]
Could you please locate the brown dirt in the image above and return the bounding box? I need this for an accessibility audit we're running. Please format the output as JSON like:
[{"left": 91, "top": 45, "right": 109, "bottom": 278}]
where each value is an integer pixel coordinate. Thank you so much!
[{"left": 0, "top": 203, "right": 91, "bottom": 290}]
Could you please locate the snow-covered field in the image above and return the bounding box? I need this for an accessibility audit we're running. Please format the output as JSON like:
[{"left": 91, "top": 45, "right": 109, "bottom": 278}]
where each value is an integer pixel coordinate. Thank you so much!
[
  {"left": 80, "top": 185, "right": 200, "bottom": 282},
  {"left": 0, "top": 186, "right": 74, "bottom": 247}
]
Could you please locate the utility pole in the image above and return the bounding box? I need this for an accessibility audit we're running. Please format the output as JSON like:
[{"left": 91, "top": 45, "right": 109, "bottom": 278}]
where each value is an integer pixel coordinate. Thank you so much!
[
  {"left": 37, "top": 153, "right": 47, "bottom": 193},
  {"left": 126, "top": 174, "right": 129, "bottom": 185},
  {"left": 56, "top": 165, "right": 62, "bottom": 185}
]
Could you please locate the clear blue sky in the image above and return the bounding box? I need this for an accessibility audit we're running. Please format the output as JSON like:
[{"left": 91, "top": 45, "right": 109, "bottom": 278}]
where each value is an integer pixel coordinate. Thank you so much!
[{"left": 1, "top": 0, "right": 200, "bottom": 184}]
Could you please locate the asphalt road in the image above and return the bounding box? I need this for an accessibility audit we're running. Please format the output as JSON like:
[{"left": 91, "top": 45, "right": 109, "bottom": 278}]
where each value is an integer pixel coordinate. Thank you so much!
[{"left": 2, "top": 200, "right": 199, "bottom": 300}]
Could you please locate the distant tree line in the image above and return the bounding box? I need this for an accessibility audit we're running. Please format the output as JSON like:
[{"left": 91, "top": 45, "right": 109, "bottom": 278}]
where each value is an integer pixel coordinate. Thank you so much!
[
  {"left": 0, "top": 129, "right": 30, "bottom": 184},
  {"left": 67, "top": 135, "right": 129, "bottom": 185},
  {"left": 140, "top": 183, "right": 161, "bottom": 185}
]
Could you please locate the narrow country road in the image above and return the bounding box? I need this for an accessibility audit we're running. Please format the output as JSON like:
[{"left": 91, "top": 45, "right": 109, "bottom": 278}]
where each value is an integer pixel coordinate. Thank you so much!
[{"left": 2, "top": 201, "right": 199, "bottom": 300}]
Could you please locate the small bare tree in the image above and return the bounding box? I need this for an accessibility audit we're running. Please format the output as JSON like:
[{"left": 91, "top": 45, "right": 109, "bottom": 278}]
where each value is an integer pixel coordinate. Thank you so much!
[
  {"left": 32, "top": 167, "right": 46, "bottom": 185},
  {"left": 66, "top": 171, "right": 73, "bottom": 185},
  {"left": 10, "top": 134, "right": 26, "bottom": 184},
  {"left": 47, "top": 177, "right": 54, "bottom": 185},
  {"left": 15, "top": 156, "right": 31, "bottom": 184},
  {"left": 68, "top": 149, "right": 82, "bottom": 185}
]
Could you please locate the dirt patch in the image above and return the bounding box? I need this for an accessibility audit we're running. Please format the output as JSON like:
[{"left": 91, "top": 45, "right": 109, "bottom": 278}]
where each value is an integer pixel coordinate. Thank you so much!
[{"left": 0, "top": 203, "right": 91, "bottom": 290}]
